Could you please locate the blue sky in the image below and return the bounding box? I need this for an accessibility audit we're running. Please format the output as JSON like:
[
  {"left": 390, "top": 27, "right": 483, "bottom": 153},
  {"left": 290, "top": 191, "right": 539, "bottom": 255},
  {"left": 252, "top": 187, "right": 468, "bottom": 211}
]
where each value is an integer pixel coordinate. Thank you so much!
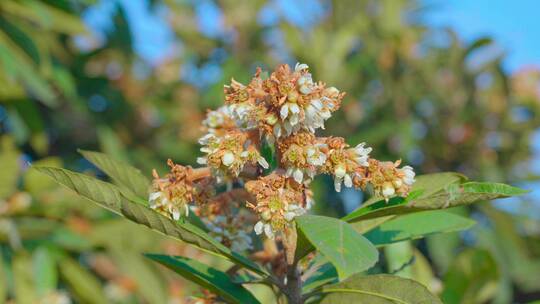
[
  {"left": 82, "top": 0, "right": 540, "bottom": 71},
  {"left": 425, "top": 0, "right": 540, "bottom": 71}
]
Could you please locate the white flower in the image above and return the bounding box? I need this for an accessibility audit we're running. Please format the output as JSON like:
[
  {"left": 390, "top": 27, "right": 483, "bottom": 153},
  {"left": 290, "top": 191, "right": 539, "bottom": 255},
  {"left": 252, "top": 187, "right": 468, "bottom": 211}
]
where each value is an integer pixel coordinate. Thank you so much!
[
  {"left": 171, "top": 207, "right": 181, "bottom": 220},
  {"left": 149, "top": 189, "right": 189, "bottom": 220},
  {"left": 333, "top": 165, "right": 353, "bottom": 192},
  {"left": 273, "top": 124, "right": 282, "bottom": 138},
  {"left": 202, "top": 106, "right": 227, "bottom": 129},
  {"left": 198, "top": 133, "right": 215, "bottom": 145},
  {"left": 254, "top": 221, "right": 264, "bottom": 235},
  {"left": 344, "top": 174, "right": 353, "bottom": 188},
  {"left": 258, "top": 156, "right": 269, "bottom": 169},
  {"left": 334, "top": 165, "right": 346, "bottom": 178},
  {"left": 284, "top": 204, "right": 306, "bottom": 221},
  {"left": 295, "top": 62, "right": 309, "bottom": 71},
  {"left": 334, "top": 178, "right": 342, "bottom": 192},
  {"left": 382, "top": 182, "right": 396, "bottom": 198},
  {"left": 264, "top": 223, "right": 274, "bottom": 239},
  {"left": 149, "top": 191, "right": 161, "bottom": 202},
  {"left": 254, "top": 221, "right": 275, "bottom": 239},
  {"left": 280, "top": 102, "right": 301, "bottom": 124},
  {"left": 305, "top": 194, "right": 315, "bottom": 210},
  {"left": 352, "top": 143, "right": 371, "bottom": 166},
  {"left": 298, "top": 75, "right": 314, "bottom": 94},
  {"left": 401, "top": 165, "right": 415, "bottom": 185},
  {"left": 293, "top": 168, "right": 304, "bottom": 184},
  {"left": 306, "top": 146, "right": 327, "bottom": 166},
  {"left": 221, "top": 151, "right": 235, "bottom": 167}
]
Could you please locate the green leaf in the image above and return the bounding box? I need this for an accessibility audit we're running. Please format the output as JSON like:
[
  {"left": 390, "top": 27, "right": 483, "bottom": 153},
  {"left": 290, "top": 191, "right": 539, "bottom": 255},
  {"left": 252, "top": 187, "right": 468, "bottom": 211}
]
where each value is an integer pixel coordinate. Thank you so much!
[
  {"left": 343, "top": 181, "right": 526, "bottom": 222},
  {"left": 111, "top": 252, "right": 168, "bottom": 304},
  {"left": 23, "top": 156, "right": 62, "bottom": 196},
  {"left": 296, "top": 215, "right": 378, "bottom": 280},
  {"left": 0, "top": 258, "right": 6, "bottom": 302},
  {"left": 441, "top": 249, "right": 499, "bottom": 304},
  {"left": 412, "top": 172, "right": 468, "bottom": 198},
  {"left": 0, "top": 1, "right": 87, "bottom": 35},
  {"left": 321, "top": 274, "right": 442, "bottom": 304},
  {"left": 33, "top": 247, "right": 57, "bottom": 296},
  {"left": 303, "top": 262, "right": 338, "bottom": 293},
  {"left": 13, "top": 253, "right": 36, "bottom": 304},
  {"left": 0, "top": 136, "right": 20, "bottom": 199},
  {"left": 35, "top": 166, "right": 266, "bottom": 276},
  {"left": 359, "top": 172, "right": 467, "bottom": 208},
  {"left": 0, "top": 30, "right": 57, "bottom": 106},
  {"left": 146, "top": 254, "right": 261, "bottom": 304},
  {"left": 349, "top": 216, "right": 395, "bottom": 234},
  {"left": 59, "top": 257, "right": 108, "bottom": 304},
  {"left": 362, "top": 211, "right": 476, "bottom": 246},
  {"left": 33, "top": 166, "right": 125, "bottom": 214},
  {"left": 79, "top": 149, "right": 150, "bottom": 199}
]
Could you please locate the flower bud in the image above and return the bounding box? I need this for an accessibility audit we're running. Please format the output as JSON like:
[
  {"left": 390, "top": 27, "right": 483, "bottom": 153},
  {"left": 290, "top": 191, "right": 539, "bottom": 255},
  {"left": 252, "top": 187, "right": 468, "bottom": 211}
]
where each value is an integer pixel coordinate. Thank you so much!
[
  {"left": 382, "top": 182, "right": 395, "bottom": 197},
  {"left": 266, "top": 113, "right": 278, "bottom": 125},
  {"left": 325, "top": 86, "right": 339, "bottom": 96},
  {"left": 222, "top": 152, "right": 235, "bottom": 167},
  {"left": 334, "top": 165, "right": 347, "bottom": 178}
]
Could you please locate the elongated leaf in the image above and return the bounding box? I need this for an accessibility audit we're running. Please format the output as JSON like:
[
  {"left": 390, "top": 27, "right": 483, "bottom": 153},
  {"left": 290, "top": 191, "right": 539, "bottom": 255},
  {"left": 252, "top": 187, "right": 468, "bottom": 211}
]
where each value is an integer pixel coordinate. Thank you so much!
[
  {"left": 412, "top": 172, "right": 467, "bottom": 198},
  {"left": 362, "top": 211, "right": 476, "bottom": 246},
  {"left": 59, "top": 257, "right": 107, "bottom": 304},
  {"left": 321, "top": 274, "right": 442, "bottom": 304},
  {"left": 111, "top": 252, "right": 167, "bottom": 304},
  {"left": 147, "top": 254, "right": 260, "bottom": 304},
  {"left": 296, "top": 215, "right": 378, "bottom": 280},
  {"left": 0, "top": 136, "right": 20, "bottom": 199},
  {"left": 33, "top": 247, "right": 57, "bottom": 296},
  {"left": 344, "top": 182, "right": 526, "bottom": 222},
  {"left": 13, "top": 254, "right": 36, "bottom": 304},
  {"left": 359, "top": 172, "right": 467, "bottom": 207},
  {"left": 0, "top": 258, "right": 6, "bottom": 302},
  {"left": 33, "top": 166, "right": 125, "bottom": 213},
  {"left": 35, "top": 166, "right": 266, "bottom": 276},
  {"left": 0, "top": 30, "right": 57, "bottom": 106},
  {"left": 79, "top": 150, "right": 150, "bottom": 199}
]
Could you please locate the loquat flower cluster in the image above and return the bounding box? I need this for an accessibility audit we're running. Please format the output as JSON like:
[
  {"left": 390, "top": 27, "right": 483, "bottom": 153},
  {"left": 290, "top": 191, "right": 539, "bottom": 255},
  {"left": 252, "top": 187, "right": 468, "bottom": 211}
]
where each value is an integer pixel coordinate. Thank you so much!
[{"left": 149, "top": 63, "right": 415, "bottom": 249}]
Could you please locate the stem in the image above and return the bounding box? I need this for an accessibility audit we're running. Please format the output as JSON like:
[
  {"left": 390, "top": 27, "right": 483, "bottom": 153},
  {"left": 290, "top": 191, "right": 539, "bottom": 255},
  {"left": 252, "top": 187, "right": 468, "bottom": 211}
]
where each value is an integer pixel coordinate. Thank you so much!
[
  {"left": 189, "top": 167, "right": 211, "bottom": 181},
  {"left": 284, "top": 258, "right": 303, "bottom": 304},
  {"left": 283, "top": 226, "right": 298, "bottom": 265}
]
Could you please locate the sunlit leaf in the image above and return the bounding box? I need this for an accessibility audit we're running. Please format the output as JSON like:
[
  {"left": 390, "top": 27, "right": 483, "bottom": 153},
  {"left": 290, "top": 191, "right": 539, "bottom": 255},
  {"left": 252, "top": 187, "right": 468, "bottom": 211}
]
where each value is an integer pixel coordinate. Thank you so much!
[
  {"left": 296, "top": 215, "right": 378, "bottom": 280},
  {"left": 79, "top": 149, "right": 150, "bottom": 199},
  {"left": 33, "top": 247, "right": 57, "bottom": 296},
  {"left": 343, "top": 181, "right": 526, "bottom": 222},
  {"left": 35, "top": 166, "right": 267, "bottom": 276},
  {"left": 321, "top": 274, "right": 442, "bottom": 304},
  {"left": 362, "top": 210, "right": 475, "bottom": 246}
]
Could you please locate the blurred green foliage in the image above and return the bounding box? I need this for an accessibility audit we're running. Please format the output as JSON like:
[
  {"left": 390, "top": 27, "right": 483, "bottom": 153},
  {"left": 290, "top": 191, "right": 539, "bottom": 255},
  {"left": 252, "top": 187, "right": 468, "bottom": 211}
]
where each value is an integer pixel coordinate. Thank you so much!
[{"left": 1, "top": 0, "right": 540, "bottom": 303}]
